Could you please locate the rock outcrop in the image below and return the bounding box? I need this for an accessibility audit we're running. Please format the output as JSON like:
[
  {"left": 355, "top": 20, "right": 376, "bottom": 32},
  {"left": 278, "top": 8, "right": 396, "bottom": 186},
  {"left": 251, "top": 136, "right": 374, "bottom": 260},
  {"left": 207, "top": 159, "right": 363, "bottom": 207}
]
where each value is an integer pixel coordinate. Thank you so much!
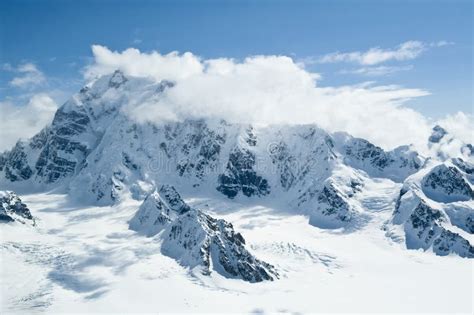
[
  {"left": 130, "top": 185, "right": 278, "bottom": 282},
  {"left": 0, "top": 191, "right": 34, "bottom": 224}
]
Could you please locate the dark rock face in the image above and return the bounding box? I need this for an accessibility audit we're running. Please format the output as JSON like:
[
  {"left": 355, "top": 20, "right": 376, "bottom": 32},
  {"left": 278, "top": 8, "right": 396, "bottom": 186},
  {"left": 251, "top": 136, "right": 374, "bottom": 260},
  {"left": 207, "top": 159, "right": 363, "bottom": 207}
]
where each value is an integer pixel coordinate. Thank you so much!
[
  {"left": 452, "top": 158, "right": 474, "bottom": 185},
  {"left": 108, "top": 70, "right": 128, "bottom": 88},
  {"left": 129, "top": 190, "right": 173, "bottom": 236},
  {"left": 408, "top": 202, "right": 443, "bottom": 241},
  {"left": 169, "top": 120, "right": 226, "bottom": 180},
  {"left": 309, "top": 181, "right": 357, "bottom": 229},
  {"left": 317, "top": 185, "right": 351, "bottom": 222},
  {"left": 217, "top": 147, "right": 270, "bottom": 198},
  {"left": 345, "top": 139, "right": 394, "bottom": 169},
  {"left": 0, "top": 101, "right": 94, "bottom": 185},
  {"left": 129, "top": 185, "right": 192, "bottom": 236},
  {"left": 35, "top": 106, "right": 92, "bottom": 184},
  {"left": 341, "top": 137, "right": 422, "bottom": 182},
  {"left": 422, "top": 164, "right": 474, "bottom": 202},
  {"left": 452, "top": 158, "right": 474, "bottom": 174},
  {"left": 130, "top": 185, "right": 277, "bottom": 282},
  {"left": 462, "top": 144, "right": 474, "bottom": 157},
  {"left": 163, "top": 209, "right": 277, "bottom": 282},
  {"left": 268, "top": 141, "right": 297, "bottom": 190},
  {"left": 428, "top": 125, "right": 448, "bottom": 143},
  {"left": 155, "top": 80, "right": 175, "bottom": 93},
  {"left": 400, "top": 199, "right": 474, "bottom": 258},
  {"left": 158, "top": 185, "right": 191, "bottom": 214},
  {"left": 1, "top": 142, "right": 33, "bottom": 182},
  {"left": 433, "top": 230, "right": 474, "bottom": 257},
  {"left": 0, "top": 191, "right": 34, "bottom": 224}
]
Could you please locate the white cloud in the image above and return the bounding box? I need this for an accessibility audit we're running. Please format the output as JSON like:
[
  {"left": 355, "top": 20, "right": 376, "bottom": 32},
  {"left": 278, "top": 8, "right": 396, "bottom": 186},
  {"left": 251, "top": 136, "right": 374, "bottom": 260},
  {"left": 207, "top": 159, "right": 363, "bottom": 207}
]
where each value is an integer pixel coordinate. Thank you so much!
[
  {"left": 8, "top": 62, "right": 46, "bottom": 89},
  {"left": 0, "top": 94, "right": 57, "bottom": 151},
  {"left": 425, "top": 112, "right": 474, "bottom": 159},
  {"left": 435, "top": 112, "right": 473, "bottom": 144},
  {"left": 317, "top": 41, "right": 426, "bottom": 65},
  {"left": 84, "top": 45, "right": 203, "bottom": 82},
  {"left": 340, "top": 65, "right": 413, "bottom": 76},
  {"left": 85, "top": 45, "right": 441, "bottom": 151}
]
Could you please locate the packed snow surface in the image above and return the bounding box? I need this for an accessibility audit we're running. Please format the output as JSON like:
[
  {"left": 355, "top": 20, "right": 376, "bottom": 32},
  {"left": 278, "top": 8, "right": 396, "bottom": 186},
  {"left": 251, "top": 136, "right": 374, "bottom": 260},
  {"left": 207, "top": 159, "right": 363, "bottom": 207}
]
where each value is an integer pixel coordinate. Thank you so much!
[{"left": 1, "top": 187, "right": 472, "bottom": 314}]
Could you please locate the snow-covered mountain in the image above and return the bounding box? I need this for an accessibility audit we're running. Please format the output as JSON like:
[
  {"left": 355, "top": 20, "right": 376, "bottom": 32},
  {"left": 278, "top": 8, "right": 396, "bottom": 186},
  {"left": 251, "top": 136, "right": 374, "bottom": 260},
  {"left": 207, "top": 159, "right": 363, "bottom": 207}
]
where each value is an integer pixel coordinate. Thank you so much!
[
  {"left": 130, "top": 184, "right": 277, "bottom": 282},
  {"left": 386, "top": 158, "right": 474, "bottom": 257},
  {"left": 1, "top": 70, "right": 473, "bottom": 314},
  {"left": 428, "top": 124, "right": 473, "bottom": 160},
  {"left": 0, "top": 191, "right": 34, "bottom": 224},
  {"left": 1, "top": 70, "right": 472, "bottom": 266},
  {"left": 0, "top": 71, "right": 422, "bottom": 203}
]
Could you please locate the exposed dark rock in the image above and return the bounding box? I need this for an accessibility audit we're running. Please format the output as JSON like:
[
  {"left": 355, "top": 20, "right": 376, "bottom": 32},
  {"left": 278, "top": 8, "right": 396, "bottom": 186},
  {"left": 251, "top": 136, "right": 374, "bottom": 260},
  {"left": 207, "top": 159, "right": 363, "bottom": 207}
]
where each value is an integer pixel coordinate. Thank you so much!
[
  {"left": 452, "top": 158, "right": 474, "bottom": 176},
  {"left": 172, "top": 120, "right": 226, "bottom": 180},
  {"left": 317, "top": 184, "right": 351, "bottom": 221},
  {"left": 462, "top": 144, "right": 474, "bottom": 156},
  {"left": 156, "top": 80, "right": 175, "bottom": 93},
  {"left": 34, "top": 105, "right": 92, "bottom": 183},
  {"left": 0, "top": 191, "right": 34, "bottom": 224},
  {"left": 422, "top": 164, "right": 474, "bottom": 202},
  {"left": 162, "top": 209, "right": 277, "bottom": 282},
  {"left": 130, "top": 185, "right": 278, "bottom": 282},
  {"left": 2, "top": 142, "right": 33, "bottom": 182},
  {"left": 129, "top": 190, "right": 174, "bottom": 236},
  {"left": 268, "top": 141, "right": 297, "bottom": 190},
  {"left": 309, "top": 182, "right": 355, "bottom": 229},
  {"left": 108, "top": 70, "right": 128, "bottom": 88},
  {"left": 340, "top": 137, "right": 422, "bottom": 182},
  {"left": 432, "top": 230, "right": 474, "bottom": 258},
  {"left": 158, "top": 185, "right": 191, "bottom": 214},
  {"left": 217, "top": 147, "right": 270, "bottom": 198},
  {"left": 345, "top": 138, "right": 394, "bottom": 169},
  {"left": 428, "top": 125, "right": 448, "bottom": 143},
  {"left": 394, "top": 197, "right": 474, "bottom": 258}
]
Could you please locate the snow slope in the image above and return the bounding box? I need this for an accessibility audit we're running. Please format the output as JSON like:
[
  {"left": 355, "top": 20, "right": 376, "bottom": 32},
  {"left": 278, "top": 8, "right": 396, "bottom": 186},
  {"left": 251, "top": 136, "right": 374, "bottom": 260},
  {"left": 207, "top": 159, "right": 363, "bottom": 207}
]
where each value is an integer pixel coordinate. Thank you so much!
[{"left": 1, "top": 190, "right": 472, "bottom": 314}]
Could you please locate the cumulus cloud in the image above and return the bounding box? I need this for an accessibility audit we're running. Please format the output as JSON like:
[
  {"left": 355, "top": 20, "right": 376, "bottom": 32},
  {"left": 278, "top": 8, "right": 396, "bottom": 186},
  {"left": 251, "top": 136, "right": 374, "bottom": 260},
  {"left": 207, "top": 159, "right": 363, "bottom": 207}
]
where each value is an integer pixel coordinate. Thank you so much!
[
  {"left": 317, "top": 41, "right": 426, "bottom": 65},
  {"left": 435, "top": 112, "right": 473, "bottom": 144},
  {"left": 7, "top": 63, "right": 46, "bottom": 89},
  {"left": 425, "top": 112, "right": 474, "bottom": 159},
  {"left": 0, "top": 94, "right": 57, "bottom": 151},
  {"left": 84, "top": 45, "right": 203, "bottom": 81},
  {"left": 83, "top": 45, "right": 441, "bottom": 151}
]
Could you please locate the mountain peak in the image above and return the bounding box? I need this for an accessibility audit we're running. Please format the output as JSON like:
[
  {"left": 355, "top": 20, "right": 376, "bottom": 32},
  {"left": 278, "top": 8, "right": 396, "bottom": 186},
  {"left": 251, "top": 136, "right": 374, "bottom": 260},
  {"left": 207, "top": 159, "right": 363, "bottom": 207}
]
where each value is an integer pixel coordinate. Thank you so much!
[
  {"left": 428, "top": 125, "right": 448, "bottom": 143},
  {"left": 108, "top": 70, "right": 128, "bottom": 88}
]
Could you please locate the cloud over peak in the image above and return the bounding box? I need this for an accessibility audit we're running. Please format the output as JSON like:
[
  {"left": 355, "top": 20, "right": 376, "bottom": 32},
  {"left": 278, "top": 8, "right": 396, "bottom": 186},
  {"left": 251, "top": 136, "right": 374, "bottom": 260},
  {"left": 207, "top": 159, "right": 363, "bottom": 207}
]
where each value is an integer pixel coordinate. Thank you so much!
[
  {"left": 84, "top": 45, "right": 204, "bottom": 82},
  {"left": 83, "top": 45, "right": 441, "bottom": 151}
]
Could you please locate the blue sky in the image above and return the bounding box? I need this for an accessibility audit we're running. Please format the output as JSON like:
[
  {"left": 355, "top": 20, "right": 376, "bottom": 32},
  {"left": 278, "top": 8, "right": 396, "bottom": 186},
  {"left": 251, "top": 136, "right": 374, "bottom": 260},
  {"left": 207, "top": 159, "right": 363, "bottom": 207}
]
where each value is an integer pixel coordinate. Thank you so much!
[{"left": 0, "top": 0, "right": 472, "bottom": 118}]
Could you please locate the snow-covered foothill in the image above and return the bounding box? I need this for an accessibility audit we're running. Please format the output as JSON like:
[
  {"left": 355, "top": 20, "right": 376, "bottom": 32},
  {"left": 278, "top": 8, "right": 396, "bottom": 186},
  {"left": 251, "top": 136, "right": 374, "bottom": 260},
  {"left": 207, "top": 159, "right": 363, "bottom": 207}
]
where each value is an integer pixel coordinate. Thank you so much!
[
  {"left": 0, "top": 191, "right": 34, "bottom": 224},
  {"left": 389, "top": 159, "right": 474, "bottom": 258},
  {"left": 130, "top": 185, "right": 278, "bottom": 282}
]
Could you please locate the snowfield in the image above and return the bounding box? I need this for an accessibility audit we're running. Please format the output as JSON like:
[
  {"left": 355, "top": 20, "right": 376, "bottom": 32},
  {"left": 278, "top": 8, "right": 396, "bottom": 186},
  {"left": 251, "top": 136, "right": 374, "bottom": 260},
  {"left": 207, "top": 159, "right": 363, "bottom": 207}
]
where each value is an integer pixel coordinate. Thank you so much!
[{"left": 1, "top": 186, "right": 472, "bottom": 314}]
